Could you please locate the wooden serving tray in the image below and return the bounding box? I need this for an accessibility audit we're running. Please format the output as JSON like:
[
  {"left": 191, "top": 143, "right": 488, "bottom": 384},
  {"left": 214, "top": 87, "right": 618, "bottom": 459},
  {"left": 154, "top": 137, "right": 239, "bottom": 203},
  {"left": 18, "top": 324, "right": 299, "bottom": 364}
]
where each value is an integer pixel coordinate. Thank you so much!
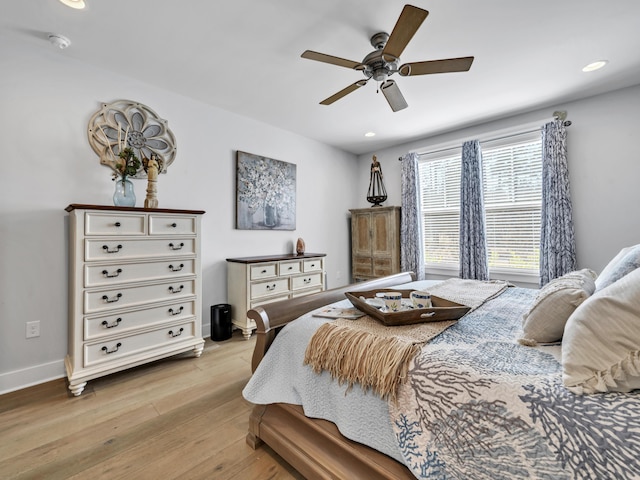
[{"left": 345, "top": 288, "right": 471, "bottom": 326}]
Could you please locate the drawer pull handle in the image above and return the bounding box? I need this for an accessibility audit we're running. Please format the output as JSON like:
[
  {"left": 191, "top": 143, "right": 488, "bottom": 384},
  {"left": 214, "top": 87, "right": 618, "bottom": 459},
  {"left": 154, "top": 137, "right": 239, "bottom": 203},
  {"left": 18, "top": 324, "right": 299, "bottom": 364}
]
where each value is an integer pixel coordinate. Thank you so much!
[
  {"left": 102, "top": 268, "right": 123, "bottom": 278},
  {"left": 168, "top": 285, "right": 184, "bottom": 294},
  {"left": 102, "top": 244, "right": 123, "bottom": 254},
  {"left": 101, "top": 318, "right": 122, "bottom": 329},
  {"left": 169, "top": 264, "right": 184, "bottom": 272},
  {"left": 114, "top": 222, "right": 121, "bottom": 227},
  {"left": 288, "top": 266, "right": 293, "bottom": 270},
  {"left": 101, "top": 342, "right": 122, "bottom": 354},
  {"left": 266, "top": 283, "right": 277, "bottom": 291},
  {"left": 304, "top": 278, "right": 312, "bottom": 284},
  {"left": 169, "top": 242, "right": 184, "bottom": 250},
  {"left": 311, "top": 263, "right": 316, "bottom": 267},
  {"left": 171, "top": 223, "right": 177, "bottom": 228},
  {"left": 102, "top": 293, "right": 122, "bottom": 303},
  {"left": 168, "top": 327, "right": 184, "bottom": 338},
  {"left": 168, "top": 306, "right": 184, "bottom": 316},
  {"left": 261, "top": 269, "right": 267, "bottom": 274}
]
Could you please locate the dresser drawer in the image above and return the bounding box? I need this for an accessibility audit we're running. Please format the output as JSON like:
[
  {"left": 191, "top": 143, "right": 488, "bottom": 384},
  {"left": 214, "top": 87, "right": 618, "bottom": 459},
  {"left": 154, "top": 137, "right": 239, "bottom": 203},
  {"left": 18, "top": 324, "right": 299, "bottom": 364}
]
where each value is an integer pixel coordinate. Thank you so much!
[
  {"left": 250, "top": 294, "right": 290, "bottom": 309},
  {"left": 250, "top": 278, "right": 289, "bottom": 299},
  {"left": 84, "top": 280, "right": 196, "bottom": 314},
  {"left": 250, "top": 263, "right": 277, "bottom": 280},
  {"left": 149, "top": 215, "right": 197, "bottom": 235},
  {"left": 291, "top": 272, "right": 322, "bottom": 291},
  {"left": 292, "top": 286, "right": 323, "bottom": 298},
  {"left": 303, "top": 258, "right": 323, "bottom": 272},
  {"left": 279, "top": 260, "right": 302, "bottom": 276},
  {"left": 84, "top": 259, "right": 196, "bottom": 287},
  {"left": 85, "top": 213, "right": 146, "bottom": 236},
  {"left": 85, "top": 238, "right": 196, "bottom": 261},
  {"left": 84, "top": 300, "right": 196, "bottom": 340},
  {"left": 84, "top": 320, "right": 196, "bottom": 367}
]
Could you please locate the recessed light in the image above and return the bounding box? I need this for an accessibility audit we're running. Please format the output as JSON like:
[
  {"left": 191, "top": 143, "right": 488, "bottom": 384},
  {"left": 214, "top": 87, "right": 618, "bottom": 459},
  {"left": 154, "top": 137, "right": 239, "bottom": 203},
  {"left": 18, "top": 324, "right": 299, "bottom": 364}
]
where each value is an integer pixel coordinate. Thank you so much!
[
  {"left": 58, "top": 0, "right": 86, "bottom": 9},
  {"left": 364, "top": 132, "right": 376, "bottom": 137},
  {"left": 582, "top": 60, "right": 608, "bottom": 72}
]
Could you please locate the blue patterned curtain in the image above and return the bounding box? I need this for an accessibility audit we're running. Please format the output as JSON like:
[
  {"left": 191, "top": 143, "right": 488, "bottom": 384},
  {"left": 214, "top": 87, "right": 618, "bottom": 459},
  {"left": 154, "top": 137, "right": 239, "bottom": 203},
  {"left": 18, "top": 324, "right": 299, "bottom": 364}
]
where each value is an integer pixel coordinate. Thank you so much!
[
  {"left": 400, "top": 152, "right": 425, "bottom": 280},
  {"left": 459, "top": 140, "right": 489, "bottom": 280},
  {"left": 540, "top": 120, "right": 576, "bottom": 285}
]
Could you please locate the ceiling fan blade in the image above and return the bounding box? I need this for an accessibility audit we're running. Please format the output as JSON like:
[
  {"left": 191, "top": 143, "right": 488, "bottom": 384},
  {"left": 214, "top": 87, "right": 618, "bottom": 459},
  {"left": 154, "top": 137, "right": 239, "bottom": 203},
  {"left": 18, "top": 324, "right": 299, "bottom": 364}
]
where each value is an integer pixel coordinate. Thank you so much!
[
  {"left": 301, "top": 50, "right": 362, "bottom": 69},
  {"left": 399, "top": 56, "right": 474, "bottom": 76},
  {"left": 381, "top": 80, "right": 408, "bottom": 112},
  {"left": 320, "top": 80, "right": 368, "bottom": 105},
  {"left": 382, "top": 5, "right": 429, "bottom": 59}
]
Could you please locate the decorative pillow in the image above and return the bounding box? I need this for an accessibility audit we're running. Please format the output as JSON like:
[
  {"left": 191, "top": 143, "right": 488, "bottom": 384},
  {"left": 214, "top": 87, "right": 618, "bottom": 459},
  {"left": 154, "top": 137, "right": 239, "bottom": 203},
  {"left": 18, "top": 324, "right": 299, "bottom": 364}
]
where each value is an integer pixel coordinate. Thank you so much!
[
  {"left": 519, "top": 269, "right": 597, "bottom": 345},
  {"left": 563, "top": 267, "right": 640, "bottom": 394},
  {"left": 595, "top": 244, "right": 640, "bottom": 292}
]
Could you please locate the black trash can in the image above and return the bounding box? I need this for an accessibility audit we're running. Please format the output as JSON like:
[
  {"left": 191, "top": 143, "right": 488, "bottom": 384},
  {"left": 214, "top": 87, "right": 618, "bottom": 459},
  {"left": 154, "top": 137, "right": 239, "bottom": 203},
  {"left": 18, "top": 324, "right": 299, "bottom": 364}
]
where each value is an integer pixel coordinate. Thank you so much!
[{"left": 211, "top": 304, "right": 232, "bottom": 341}]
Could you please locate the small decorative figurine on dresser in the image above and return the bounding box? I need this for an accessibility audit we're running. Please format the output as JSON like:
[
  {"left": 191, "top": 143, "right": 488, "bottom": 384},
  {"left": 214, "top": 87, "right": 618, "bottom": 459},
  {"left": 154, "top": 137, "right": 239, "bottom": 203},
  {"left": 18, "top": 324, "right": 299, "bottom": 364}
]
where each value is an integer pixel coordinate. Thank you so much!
[
  {"left": 366, "top": 155, "right": 387, "bottom": 206},
  {"left": 296, "top": 237, "right": 306, "bottom": 255},
  {"left": 143, "top": 153, "right": 162, "bottom": 208}
]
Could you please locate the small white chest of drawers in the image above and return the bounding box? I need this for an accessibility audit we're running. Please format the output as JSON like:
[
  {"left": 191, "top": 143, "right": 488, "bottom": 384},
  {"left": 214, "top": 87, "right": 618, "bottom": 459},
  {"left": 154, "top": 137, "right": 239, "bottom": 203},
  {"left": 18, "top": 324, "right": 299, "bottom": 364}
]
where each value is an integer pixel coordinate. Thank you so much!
[
  {"left": 226, "top": 253, "right": 326, "bottom": 339},
  {"left": 65, "top": 204, "right": 205, "bottom": 396}
]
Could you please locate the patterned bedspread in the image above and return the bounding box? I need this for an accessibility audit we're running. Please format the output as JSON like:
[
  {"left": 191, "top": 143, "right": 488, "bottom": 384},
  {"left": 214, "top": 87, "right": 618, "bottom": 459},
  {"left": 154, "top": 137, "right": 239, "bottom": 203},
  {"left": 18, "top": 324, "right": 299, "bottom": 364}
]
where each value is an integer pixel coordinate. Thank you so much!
[
  {"left": 392, "top": 287, "right": 640, "bottom": 479},
  {"left": 243, "top": 281, "right": 640, "bottom": 479}
]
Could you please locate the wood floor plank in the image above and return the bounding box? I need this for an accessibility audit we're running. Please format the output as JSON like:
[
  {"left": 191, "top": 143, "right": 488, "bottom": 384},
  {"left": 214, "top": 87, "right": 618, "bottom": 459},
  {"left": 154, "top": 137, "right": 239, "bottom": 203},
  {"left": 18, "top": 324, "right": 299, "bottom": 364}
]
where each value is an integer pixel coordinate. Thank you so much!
[{"left": 0, "top": 333, "right": 304, "bottom": 480}]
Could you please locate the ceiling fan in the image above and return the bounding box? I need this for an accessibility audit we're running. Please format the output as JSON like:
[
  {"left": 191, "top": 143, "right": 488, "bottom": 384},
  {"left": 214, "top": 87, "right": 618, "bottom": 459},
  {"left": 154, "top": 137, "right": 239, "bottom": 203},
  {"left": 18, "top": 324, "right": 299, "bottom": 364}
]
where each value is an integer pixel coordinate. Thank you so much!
[{"left": 301, "top": 4, "right": 474, "bottom": 112}]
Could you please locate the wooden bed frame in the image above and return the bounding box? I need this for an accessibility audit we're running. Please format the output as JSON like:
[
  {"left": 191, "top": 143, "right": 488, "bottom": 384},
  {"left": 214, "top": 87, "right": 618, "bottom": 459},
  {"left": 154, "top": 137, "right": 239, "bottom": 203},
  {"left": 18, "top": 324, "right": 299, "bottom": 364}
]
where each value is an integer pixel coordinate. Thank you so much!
[{"left": 246, "top": 272, "right": 416, "bottom": 479}]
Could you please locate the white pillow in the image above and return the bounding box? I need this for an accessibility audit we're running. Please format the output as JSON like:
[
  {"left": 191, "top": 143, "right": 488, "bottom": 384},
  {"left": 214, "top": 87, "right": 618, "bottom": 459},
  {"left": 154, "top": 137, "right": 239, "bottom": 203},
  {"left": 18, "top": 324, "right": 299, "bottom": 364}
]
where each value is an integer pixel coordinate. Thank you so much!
[
  {"left": 595, "top": 244, "right": 640, "bottom": 291},
  {"left": 562, "top": 267, "right": 640, "bottom": 394},
  {"left": 519, "top": 269, "right": 596, "bottom": 344}
]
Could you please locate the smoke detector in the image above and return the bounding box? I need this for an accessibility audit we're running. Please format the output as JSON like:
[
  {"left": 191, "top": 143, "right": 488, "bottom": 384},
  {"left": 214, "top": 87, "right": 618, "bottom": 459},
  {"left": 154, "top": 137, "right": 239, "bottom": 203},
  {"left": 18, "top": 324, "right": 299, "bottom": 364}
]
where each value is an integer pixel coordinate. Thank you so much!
[{"left": 48, "top": 34, "right": 71, "bottom": 49}]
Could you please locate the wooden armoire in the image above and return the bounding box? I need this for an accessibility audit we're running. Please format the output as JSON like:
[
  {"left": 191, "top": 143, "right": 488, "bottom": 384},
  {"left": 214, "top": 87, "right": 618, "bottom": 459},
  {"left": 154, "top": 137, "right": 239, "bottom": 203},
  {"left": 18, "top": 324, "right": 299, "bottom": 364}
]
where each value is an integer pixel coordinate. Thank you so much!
[{"left": 349, "top": 206, "right": 401, "bottom": 282}]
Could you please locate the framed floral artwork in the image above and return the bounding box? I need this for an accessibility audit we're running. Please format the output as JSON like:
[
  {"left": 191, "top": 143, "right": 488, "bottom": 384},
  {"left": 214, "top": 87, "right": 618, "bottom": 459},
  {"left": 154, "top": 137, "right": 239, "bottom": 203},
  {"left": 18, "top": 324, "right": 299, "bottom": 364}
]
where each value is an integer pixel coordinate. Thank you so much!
[{"left": 236, "top": 151, "right": 296, "bottom": 230}]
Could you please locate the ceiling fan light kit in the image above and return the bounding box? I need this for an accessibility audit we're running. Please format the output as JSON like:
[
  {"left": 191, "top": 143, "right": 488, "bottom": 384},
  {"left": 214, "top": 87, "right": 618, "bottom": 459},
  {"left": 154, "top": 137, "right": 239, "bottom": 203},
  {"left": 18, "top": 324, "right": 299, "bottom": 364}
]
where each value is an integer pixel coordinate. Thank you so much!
[{"left": 301, "top": 4, "right": 474, "bottom": 112}]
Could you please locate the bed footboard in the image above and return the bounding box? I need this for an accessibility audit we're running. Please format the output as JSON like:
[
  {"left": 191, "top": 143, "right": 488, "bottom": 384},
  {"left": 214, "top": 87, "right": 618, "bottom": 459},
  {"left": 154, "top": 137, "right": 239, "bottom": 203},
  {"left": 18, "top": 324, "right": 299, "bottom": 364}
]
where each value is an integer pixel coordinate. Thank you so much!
[
  {"left": 248, "top": 272, "right": 415, "bottom": 372},
  {"left": 247, "top": 403, "right": 414, "bottom": 479}
]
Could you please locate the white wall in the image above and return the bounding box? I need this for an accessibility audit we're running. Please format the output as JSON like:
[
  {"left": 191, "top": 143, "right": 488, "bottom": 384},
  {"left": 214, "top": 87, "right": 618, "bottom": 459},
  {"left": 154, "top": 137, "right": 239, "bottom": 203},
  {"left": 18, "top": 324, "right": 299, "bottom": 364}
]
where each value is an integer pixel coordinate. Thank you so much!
[
  {"left": 356, "top": 84, "right": 640, "bottom": 277},
  {"left": 0, "top": 40, "right": 359, "bottom": 393}
]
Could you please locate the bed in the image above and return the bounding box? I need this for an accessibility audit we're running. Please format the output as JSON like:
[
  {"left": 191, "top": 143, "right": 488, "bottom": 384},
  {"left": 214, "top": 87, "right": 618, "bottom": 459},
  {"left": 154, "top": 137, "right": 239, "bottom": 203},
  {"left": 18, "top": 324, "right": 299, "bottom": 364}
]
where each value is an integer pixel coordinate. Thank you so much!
[{"left": 242, "top": 263, "right": 640, "bottom": 479}]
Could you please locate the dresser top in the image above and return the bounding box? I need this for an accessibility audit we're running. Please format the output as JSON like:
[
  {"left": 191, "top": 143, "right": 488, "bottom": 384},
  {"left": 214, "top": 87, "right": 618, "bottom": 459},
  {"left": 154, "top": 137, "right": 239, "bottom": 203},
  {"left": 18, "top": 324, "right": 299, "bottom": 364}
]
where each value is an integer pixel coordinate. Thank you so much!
[
  {"left": 226, "top": 253, "right": 326, "bottom": 264},
  {"left": 65, "top": 204, "right": 205, "bottom": 215}
]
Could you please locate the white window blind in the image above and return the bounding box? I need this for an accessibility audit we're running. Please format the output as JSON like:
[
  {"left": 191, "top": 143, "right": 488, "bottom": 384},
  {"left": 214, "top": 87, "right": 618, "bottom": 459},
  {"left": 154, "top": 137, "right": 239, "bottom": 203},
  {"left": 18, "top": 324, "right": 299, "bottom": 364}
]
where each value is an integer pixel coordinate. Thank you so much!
[
  {"left": 419, "top": 155, "right": 461, "bottom": 268},
  {"left": 418, "top": 132, "right": 542, "bottom": 276},
  {"left": 482, "top": 138, "right": 542, "bottom": 273}
]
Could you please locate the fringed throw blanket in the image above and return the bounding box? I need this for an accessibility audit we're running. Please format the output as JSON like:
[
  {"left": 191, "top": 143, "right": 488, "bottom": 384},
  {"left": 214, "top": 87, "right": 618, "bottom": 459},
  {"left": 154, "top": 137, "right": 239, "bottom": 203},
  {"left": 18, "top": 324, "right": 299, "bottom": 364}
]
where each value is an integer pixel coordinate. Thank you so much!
[{"left": 303, "top": 279, "right": 510, "bottom": 402}]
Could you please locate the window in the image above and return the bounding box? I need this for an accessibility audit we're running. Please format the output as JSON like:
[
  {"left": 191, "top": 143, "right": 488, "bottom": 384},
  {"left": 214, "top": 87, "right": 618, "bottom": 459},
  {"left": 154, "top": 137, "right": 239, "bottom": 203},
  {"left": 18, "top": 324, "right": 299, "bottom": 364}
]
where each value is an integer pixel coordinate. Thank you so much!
[
  {"left": 418, "top": 132, "right": 542, "bottom": 277},
  {"left": 419, "top": 155, "right": 460, "bottom": 269}
]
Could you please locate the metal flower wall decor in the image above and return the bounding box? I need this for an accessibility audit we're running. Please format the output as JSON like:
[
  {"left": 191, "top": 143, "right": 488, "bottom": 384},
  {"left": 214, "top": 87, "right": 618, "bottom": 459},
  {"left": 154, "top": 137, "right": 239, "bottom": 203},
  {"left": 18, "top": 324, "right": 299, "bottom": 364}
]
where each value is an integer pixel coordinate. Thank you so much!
[{"left": 87, "top": 99, "right": 176, "bottom": 178}]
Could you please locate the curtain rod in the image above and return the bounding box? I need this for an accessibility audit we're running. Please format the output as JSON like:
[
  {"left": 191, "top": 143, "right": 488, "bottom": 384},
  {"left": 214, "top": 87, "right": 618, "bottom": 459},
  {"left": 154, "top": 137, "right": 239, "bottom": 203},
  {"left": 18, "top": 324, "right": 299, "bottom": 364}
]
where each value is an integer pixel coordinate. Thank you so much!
[{"left": 398, "top": 112, "right": 571, "bottom": 160}]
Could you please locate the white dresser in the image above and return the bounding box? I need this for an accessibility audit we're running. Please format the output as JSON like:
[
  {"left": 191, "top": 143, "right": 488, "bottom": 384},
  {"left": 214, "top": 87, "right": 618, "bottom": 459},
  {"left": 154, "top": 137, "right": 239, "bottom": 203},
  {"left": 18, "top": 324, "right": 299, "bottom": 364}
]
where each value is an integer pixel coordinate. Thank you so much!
[
  {"left": 226, "top": 253, "right": 326, "bottom": 339},
  {"left": 65, "top": 204, "right": 205, "bottom": 396}
]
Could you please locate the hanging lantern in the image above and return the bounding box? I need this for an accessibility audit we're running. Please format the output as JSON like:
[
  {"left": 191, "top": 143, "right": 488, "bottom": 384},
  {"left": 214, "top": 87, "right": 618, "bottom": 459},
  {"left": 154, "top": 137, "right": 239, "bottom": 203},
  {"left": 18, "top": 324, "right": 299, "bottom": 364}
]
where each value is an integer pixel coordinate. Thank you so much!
[{"left": 366, "top": 155, "right": 387, "bottom": 206}]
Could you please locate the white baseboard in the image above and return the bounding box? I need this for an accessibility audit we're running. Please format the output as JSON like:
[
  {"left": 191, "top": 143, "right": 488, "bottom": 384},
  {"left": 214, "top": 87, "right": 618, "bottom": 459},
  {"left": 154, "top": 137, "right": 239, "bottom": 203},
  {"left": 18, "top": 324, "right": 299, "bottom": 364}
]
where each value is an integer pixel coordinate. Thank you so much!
[
  {"left": 0, "top": 359, "right": 66, "bottom": 396},
  {"left": 0, "top": 326, "right": 212, "bottom": 396}
]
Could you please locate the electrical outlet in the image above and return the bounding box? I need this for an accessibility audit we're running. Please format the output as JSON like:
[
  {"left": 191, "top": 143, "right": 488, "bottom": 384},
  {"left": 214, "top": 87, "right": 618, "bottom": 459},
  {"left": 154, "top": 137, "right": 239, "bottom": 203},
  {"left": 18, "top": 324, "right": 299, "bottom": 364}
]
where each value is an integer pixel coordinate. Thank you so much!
[{"left": 26, "top": 321, "right": 40, "bottom": 338}]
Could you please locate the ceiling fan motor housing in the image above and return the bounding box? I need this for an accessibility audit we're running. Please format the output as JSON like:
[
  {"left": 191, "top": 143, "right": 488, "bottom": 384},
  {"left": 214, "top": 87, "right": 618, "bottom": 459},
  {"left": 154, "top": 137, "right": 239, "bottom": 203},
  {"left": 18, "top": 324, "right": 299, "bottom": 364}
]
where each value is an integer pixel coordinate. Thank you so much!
[{"left": 362, "top": 37, "right": 399, "bottom": 82}]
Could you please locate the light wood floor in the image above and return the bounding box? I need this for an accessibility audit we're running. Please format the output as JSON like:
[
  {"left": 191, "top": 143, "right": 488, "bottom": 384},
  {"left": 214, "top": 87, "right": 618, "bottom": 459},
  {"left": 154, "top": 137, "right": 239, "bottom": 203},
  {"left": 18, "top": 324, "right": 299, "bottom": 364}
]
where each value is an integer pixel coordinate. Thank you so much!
[{"left": 0, "top": 332, "right": 304, "bottom": 480}]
